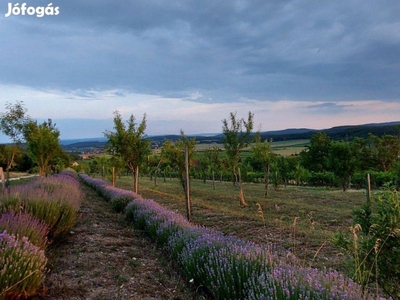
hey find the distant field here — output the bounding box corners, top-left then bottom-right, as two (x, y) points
(270, 139), (310, 156)
(195, 139), (310, 156)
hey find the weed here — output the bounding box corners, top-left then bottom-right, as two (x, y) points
(117, 274), (129, 284)
(333, 184), (400, 299)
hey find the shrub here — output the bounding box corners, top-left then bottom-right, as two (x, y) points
(0, 231), (48, 299)
(333, 184), (400, 299)
(125, 198), (191, 245)
(245, 264), (373, 300)
(170, 228), (270, 299)
(0, 173), (83, 239)
(79, 173), (141, 212)
(0, 211), (49, 250)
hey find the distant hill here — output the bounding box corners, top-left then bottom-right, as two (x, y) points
(60, 121), (400, 151)
(258, 121), (400, 142)
(60, 137), (108, 146)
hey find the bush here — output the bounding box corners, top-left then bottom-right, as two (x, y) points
(333, 184), (400, 299)
(0, 172), (83, 239)
(0, 211), (49, 250)
(125, 198), (191, 245)
(352, 171), (395, 189)
(79, 173), (141, 212)
(308, 172), (335, 187)
(0, 231), (48, 299)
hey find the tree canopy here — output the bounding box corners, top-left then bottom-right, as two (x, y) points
(0, 101), (29, 172)
(104, 111), (151, 193)
(222, 111), (254, 206)
(23, 119), (64, 177)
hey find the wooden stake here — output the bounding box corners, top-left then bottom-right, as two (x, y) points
(366, 173), (371, 205)
(185, 146), (191, 221)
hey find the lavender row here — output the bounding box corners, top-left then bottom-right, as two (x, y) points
(0, 170), (83, 299)
(80, 174), (384, 300)
(79, 173), (141, 212)
(1, 171), (84, 239)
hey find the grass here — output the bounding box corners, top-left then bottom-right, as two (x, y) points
(116, 175), (369, 272)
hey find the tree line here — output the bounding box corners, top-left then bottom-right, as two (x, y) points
(3, 101), (398, 199)
(0, 101), (69, 180)
(83, 110), (400, 207)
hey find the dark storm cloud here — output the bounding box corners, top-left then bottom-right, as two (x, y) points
(1, 0), (399, 102)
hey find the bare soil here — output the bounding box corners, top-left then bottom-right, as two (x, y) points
(33, 184), (208, 300)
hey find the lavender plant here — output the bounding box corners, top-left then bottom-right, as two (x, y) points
(125, 198), (191, 245)
(0, 172), (83, 239)
(245, 263), (378, 300)
(79, 173), (141, 212)
(0, 231), (48, 299)
(0, 211), (49, 250)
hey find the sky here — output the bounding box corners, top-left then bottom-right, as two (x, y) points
(0, 0), (399, 142)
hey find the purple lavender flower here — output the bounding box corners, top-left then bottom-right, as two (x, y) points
(0, 211), (49, 249)
(0, 230), (48, 299)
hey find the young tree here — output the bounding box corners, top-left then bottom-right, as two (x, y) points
(301, 132), (331, 172)
(197, 154), (211, 184)
(251, 134), (273, 198)
(204, 146), (222, 190)
(369, 133), (400, 172)
(0, 145), (22, 172)
(294, 162), (309, 186)
(23, 119), (64, 177)
(222, 111), (254, 206)
(0, 101), (29, 174)
(161, 132), (196, 193)
(161, 132), (196, 220)
(277, 155), (290, 188)
(104, 111), (150, 194)
(147, 153), (163, 186)
(329, 141), (357, 191)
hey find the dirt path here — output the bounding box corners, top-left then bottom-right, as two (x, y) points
(37, 184), (205, 300)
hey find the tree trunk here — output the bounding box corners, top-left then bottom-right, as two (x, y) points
(185, 146), (191, 221)
(212, 170), (215, 191)
(133, 165), (139, 194)
(112, 167), (115, 186)
(0, 167), (4, 191)
(366, 173), (371, 205)
(238, 167), (247, 206)
(264, 164), (270, 198)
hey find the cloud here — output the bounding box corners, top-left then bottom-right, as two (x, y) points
(0, 1), (399, 143)
(306, 102), (353, 114)
(1, 0), (399, 102)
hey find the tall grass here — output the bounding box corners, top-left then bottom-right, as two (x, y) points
(333, 184), (400, 299)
